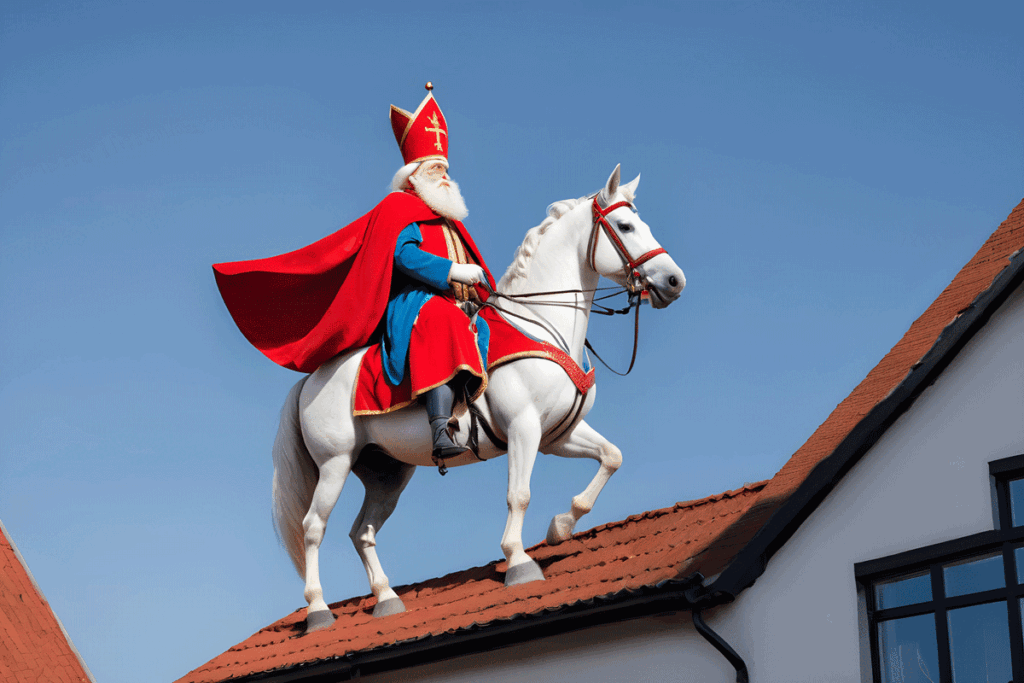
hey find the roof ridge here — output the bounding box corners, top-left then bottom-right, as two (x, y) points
(673, 481), (769, 511)
(526, 479), (770, 544)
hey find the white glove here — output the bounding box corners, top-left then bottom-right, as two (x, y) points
(448, 263), (486, 286)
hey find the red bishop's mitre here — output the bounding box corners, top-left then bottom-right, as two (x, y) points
(390, 86), (449, 166)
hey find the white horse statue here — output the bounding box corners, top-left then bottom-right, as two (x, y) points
(272, 165), (686, 631)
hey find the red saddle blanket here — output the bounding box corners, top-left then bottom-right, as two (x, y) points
(353, 306), (595, 415)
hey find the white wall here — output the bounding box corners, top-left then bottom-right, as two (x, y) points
(709, 282), (1024, 682)
(360, 613), (733, 683)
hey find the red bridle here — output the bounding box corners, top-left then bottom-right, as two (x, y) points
(588, 196), (666, 293)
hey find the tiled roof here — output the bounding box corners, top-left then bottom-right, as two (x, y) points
(176, 482), (767, 683)
(177, 197), (1024, 683)
(1, 520), (94, 683)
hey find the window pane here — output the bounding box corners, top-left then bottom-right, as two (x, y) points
(875, 571), (932, 609)
(1016, 547), (1024, 584)
(943, 552), (1005, 598)
(948, 601), (1012, 683)
(1010, 478), (1024, 526)
(878, 614), (939, 683)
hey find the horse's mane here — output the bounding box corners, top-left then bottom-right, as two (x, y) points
(498, 186), (635, 290)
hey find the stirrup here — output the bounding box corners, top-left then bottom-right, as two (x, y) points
(430, 416), (463, 475)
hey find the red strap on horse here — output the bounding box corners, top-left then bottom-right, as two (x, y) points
(630, 247), (667, 268)
(590, 197), (666, 274)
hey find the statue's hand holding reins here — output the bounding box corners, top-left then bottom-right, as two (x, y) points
(448, 263), (486, 286)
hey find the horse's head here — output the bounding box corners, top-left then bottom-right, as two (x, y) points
(586, 165), (685, 309)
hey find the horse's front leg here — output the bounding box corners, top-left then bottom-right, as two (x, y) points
(544, 419), (622, 545)
(501, 416), (545, 586)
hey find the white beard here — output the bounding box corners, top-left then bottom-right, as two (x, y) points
(409, 174), (469, 221)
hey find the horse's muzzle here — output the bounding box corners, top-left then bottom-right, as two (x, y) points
(644, 261), (686, 309)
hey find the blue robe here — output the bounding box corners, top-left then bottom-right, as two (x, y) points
(381, 224), (490, 386)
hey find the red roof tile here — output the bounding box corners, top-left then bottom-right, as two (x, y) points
(175, 482), (767, 683)
(178, 197), (1024, 683)
(0, 520), (94, 683)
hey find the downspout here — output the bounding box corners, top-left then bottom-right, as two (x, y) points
(682, 573), (749, 683)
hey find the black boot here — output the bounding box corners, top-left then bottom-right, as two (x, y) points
(424, 384), (464, 464)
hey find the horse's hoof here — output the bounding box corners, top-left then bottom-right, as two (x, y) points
(372, 597), (406, 618)
(505, 559), (545, 586)
(546, 512), (577, 545)
(304, 609), (335, 633)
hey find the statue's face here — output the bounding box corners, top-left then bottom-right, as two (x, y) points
(409, 161), (467, 220)
(417, 162), (450, 186)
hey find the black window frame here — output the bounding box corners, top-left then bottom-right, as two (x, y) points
(855, 453), (1024, 683)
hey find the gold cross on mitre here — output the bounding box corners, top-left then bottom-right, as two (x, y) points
(424, 112), (447, 152)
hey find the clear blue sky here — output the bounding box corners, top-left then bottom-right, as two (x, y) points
(1, 2), (1020, 681)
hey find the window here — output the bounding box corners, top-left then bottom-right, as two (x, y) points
(856, 454), (1024, 683)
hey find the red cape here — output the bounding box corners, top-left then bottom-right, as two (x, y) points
(213, 191), (495, 373)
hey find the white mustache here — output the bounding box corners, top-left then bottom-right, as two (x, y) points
(410, 174), (469, 221)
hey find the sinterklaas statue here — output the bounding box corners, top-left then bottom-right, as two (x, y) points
(213, 84), (686, 632)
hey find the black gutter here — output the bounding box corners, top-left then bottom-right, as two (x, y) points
(685, 573), (749, 682)
(691, 611), (747, 683)
(709, 247), (1024, 602)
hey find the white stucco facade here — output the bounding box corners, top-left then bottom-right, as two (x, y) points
(361, 282), (1023, 682)
(360, 614), (730, 683)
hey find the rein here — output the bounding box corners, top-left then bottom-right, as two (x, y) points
(483, 287), (643, 376)
(464, 288), (638, 464)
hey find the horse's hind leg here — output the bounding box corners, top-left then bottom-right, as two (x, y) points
(302, 454), (354, 632)
(350, 447), (416, 617)
(544, 419), (622, 545)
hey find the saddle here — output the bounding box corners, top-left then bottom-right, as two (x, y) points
(353, 307), (593, 417)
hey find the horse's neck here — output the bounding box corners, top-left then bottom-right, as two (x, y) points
(503, 212), (597, 364)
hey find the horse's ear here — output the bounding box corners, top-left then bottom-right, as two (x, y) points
(622, 173), (640, 199)
(602, 164), (621, 202)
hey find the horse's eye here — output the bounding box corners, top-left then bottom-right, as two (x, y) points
(618, 222), (632, 232)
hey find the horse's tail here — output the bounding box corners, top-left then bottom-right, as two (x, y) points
(271, 376), (317, 578)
